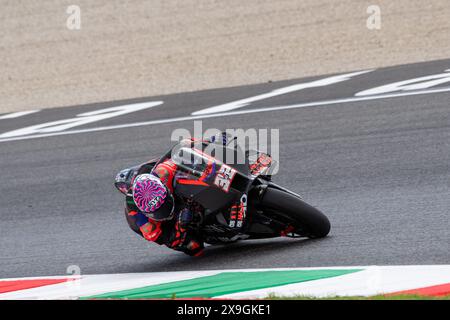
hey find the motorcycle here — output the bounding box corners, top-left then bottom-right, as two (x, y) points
(114, 139), (330, 245)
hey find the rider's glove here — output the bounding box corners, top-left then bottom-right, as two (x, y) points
(178, 208), (193, 228)
(169, 208), (193, 248)
(139, 220), (163, 243)
(169, 221), (187, 248)
(168, 209), (204, 256)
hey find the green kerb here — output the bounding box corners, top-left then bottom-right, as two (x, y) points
(86, 269), (362, 299)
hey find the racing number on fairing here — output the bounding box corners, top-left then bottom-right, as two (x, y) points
(214, 164), (237, 192)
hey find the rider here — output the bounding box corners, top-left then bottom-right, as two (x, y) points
(123, 132), (243, 257)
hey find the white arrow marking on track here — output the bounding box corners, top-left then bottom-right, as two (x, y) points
(1, 86), (450, 143)
(356, 69), (450, 96)
(191, 70), (374, 115)
(0, 102), (162, 138)
(0, 110), (41, 120)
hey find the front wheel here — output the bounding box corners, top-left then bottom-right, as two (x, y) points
(259, 187), (331, 238)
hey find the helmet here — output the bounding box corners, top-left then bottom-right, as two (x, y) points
(132, 174), (175, 221)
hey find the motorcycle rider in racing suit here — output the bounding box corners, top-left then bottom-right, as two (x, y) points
(120, 132), (246, 257)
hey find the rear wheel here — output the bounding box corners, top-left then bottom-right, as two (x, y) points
(259, 187), (330, 238)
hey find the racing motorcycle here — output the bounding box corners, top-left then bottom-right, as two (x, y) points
(114, 139), (330, 245)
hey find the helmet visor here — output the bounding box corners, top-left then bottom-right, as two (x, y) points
(143, 193), (175, 221)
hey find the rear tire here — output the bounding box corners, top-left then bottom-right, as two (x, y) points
(260, 187), (330, 238)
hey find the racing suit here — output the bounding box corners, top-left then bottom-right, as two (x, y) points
(124, 133), (235, 256)
(124, 132), (271, 256)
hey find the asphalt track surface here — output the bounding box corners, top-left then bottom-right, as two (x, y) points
(1, 59), (450, 278)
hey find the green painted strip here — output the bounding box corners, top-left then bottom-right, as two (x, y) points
(86, 269), (362, 299)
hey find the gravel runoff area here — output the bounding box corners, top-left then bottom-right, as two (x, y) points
(1, 0), (450, 113)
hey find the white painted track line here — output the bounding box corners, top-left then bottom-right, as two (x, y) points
(1, 87), (450, 143)
(191, 70), (374, 115)
(0, 110), (40, 120)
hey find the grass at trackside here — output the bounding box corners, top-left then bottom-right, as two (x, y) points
(264, 293), (450, 300)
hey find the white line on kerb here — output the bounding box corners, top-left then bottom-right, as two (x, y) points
(0, 87), (449, 143)
(0, 110), (40, 120)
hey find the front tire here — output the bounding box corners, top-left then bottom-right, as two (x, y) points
(260, 187), (331, 238)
